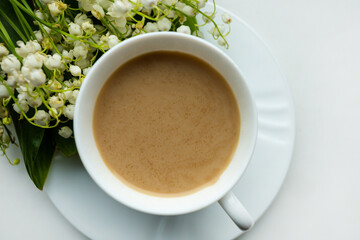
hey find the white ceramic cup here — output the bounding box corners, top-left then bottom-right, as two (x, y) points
(74, 32), (257, 231)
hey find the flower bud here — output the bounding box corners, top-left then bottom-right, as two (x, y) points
(157, 18), (171, 31)
(2, 132), (10, 144)
(49, 95), (64, 109)
(92, 5), (105, 20)
(141, 0), (157, 9)
(15, 40), (41, 58)
(34, 10), (45, 20)
(58, 126), (72, 138)
(221, 13), (232, 24)
(34, 110), (50, 126)
(13, 100), (29, 114)
(27, 94), (43, 108)
(83, 67), (92, 76)
(13, 158), (20, 165)
(2, 117), (12, 125)
(0, 43), (9, 59)
(198, 0), (206, 8)
(108, 35), (120, 48)
(217, 38), (226, 47)
(63, 104), (75, 120)
(49, 107), (58, 118)
(45, 53), (64, 71)
(144, 22), (159, 32)
(23, 52), (46, 69)
(82, 22), (96, 34)
(73, 41), (88, 59)
(108, 0), (132, 18)
(202, 12), (215, 23)
(1, 54), (21, 73)
(34, 31), (44, 42)
(182, 5), (195, 17)
(69, 65), (82, 77)
(209, 24), (225, 37)
(69, 23), (83, 36)
(48, 2), (67, 18)
(0, 85), (9, 98)
(68, 90), (79, 105)
(176, 25), (191, 35)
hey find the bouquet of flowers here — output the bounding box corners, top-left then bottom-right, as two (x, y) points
(0, 0), (231, 189)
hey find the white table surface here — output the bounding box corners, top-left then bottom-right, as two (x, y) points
(1, 0), (360, 239)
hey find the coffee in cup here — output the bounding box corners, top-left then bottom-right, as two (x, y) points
(75, 32), (257, 231)
(93, 51), (240, 197)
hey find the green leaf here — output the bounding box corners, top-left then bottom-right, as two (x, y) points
(184, 16), (199, 33)
(0, 0), (23, 43)
(2, 0), (56, 190)
(52, 121), (77, 157)
(172, 16), (199, 33)
(55, 135), (77, 157)
(10, 109), (56, 190)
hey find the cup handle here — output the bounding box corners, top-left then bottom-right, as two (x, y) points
(218, 191), (254, 231)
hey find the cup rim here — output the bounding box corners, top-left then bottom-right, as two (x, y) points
(74, 32), (258, 215)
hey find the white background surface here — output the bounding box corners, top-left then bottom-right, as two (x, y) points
(1, 0), (360, 239)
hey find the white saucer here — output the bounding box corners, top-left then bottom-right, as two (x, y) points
(45, 5), (295, 240)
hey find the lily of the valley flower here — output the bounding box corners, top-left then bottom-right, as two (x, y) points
(48, 2), (67, 17)
(0, 44), (9, 59)
(157, 18), (172, 31)
(23, 52), (46, 69)
(69, 65), (82, 76)
(34, 110), (50, 126)
(45, 53), (65, 71)
(21, 66), (46, 87)
(141, 0), (157, 9)
(108, 0), (132, 18)
(16, 40), (41, 58)
(49, 96), (64, 109)
(0, 0), (230, 145)
(144, 22), (159, 32)
(176, 25), (191, 34)
(63, 104), (75, 120)
(58, 126), (73, 138)
(13, 100), (29, 114)
(221, 13), (232, 23)
(1, 54), (21, 73)
(92, 5), (105, 20)
(69, 23), (83, 36)
(0, 85), (9, 98)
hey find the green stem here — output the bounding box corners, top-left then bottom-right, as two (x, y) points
(104, 17), (125, 39)
(12, 0), (36, 40)
(101, 18), (116, 35)
(0, 21), (22, 60)
(36, 88), (60, 127)
(0, 77), (56, 129)
(0, 9), (28, 42)
(8, 0), (99, 48)
(33, 0), (53, 23)
(130, 10), (159, 21)
(37, 23), (61, 55)
(11, 4), (31, 40)
(0, 145), (18, 165)
(182, 0), (229, 48)
(3, 124), (16, 145)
